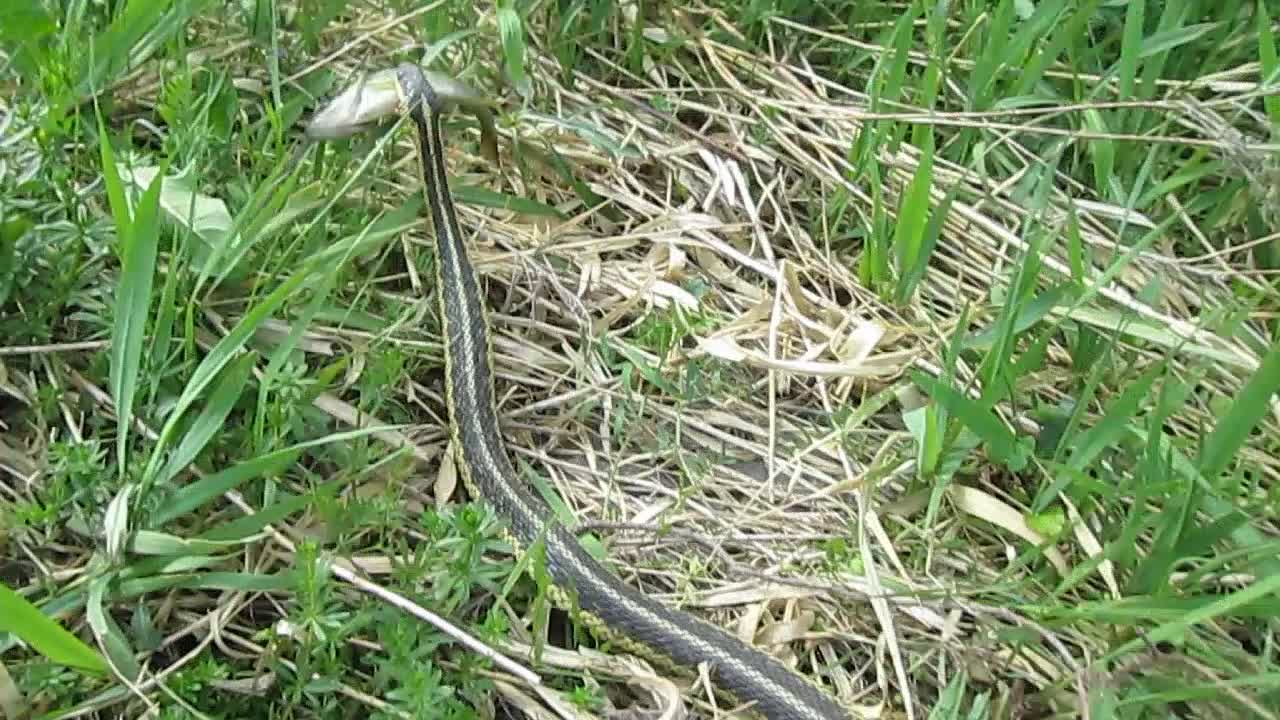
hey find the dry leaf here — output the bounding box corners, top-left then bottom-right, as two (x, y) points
(210, 672), (276, 696)
(694, 581), (821, 608)
(436, 441), (458, 507)
(950, 484), (1070, 576)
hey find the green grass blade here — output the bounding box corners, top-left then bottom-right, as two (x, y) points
(498, 2), (531, 98)
(1040, 592), (1280, 624)
(883, 1), (918, 108)
(128, 531), (248, 556)
(122, 164), (234, 279)
(1082, 109), (1116, 200)
(422, 29), (480, 68)
(1130, 458), (1196, 594)
(195, 155), (303, 295)
(139, 203), (397, 488)
(148, 427), (389, 527)
(963, 283), (1076, 350)
(116, 571), (298, 597)
(452, 185), (565, 217)
(1120, 673), (1280, 708)
(913, 372), (1028, 472)
(85, 576), (139, 681)
(1012, 0), (1099, 98)
(1259, 3), (1280, 124)
(969, 0), (1015, 110)
(1139, 22), (1219, 60)
(148, 452), (297, 528)
(197, 476), (346, 542)
(0, 583), (108, 674)
(0, 215), (29, 307)
(99, 118), (164, 474)
(1117, 0), (1146, 99)
(73, 0), (214, 111)
(1198, 339), (1280, 481)
(0, 3), (56, 81)
(1101, 571), (1280, 664)
(858, 161), (889, 289)
(895, 186), (952, 305)
(154, 351), (255, 488)
(1067, 361), (1164, 473)
(892, 131), (935, 303)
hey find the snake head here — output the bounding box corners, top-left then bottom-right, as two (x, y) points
(305, 63), (501, 166)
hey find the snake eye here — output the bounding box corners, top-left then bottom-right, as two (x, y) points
(305, 68), (403, 140)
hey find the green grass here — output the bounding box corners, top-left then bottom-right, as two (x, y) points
(2, 0), (1279, 719)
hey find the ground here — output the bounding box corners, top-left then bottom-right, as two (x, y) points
(2, 2), (1279, 719)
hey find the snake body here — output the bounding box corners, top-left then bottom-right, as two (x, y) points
(314, 63), (850, 720)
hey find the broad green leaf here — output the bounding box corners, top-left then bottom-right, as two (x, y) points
(122, 165), (233, 270)
(0, 583), (108, 674)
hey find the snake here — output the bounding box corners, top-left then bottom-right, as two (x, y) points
(305, 62), (851, 720)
